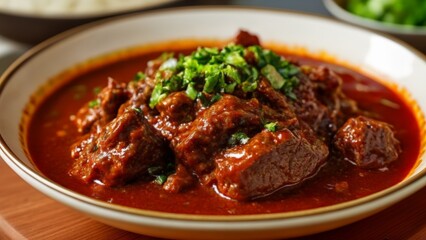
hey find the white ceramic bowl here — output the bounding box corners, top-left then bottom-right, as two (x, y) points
(1, 7), (426, 240)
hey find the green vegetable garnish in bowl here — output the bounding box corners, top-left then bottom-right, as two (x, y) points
(346, 0), (426, 27)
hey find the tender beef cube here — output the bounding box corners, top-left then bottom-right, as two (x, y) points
(306, 66), (359, 124)
(156, 91), (194, 122)
(292, 73), (335, 141)
(118, 80), (155, 120)
(334, 116), (400, 169)
(174, 95), (263, 176)
(214, 128), (329, 200)
(73, 78), (129, 134)
(234, 30), (260, 47)
(163, 164), (194, 193)
(256, 78), (299, 128)
(152, 92), (196, 140)
(70, 109), (167, 186)
(117, 57), (163, 118)
(292, 66), (360, 143)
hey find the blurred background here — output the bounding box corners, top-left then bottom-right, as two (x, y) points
(0, 0), (425, 73)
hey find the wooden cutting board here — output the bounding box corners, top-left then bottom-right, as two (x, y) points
(0, 159), (425, 240)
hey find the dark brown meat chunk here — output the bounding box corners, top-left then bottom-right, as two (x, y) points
(173, 95), (263, 176)
(70, 109), (168, 186)
(334, 116), (400, 169)
(292, 72), (335, 142)
(256, 78), (299, 129)
(152, 91), (195, 141)
(306, 66), (359, 125)
(234, 30), (261, 47)
(292, 66), (360, 143)
(156, 91), (194, 122)
(163, 164), (194, 193)
(214, 128), (328, 200)
(73, 78), (129, 134)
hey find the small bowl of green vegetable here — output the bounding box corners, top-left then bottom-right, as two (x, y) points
(324, 0), (426, 53)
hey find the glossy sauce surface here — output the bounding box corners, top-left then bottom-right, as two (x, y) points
(26, 46), (421, 215)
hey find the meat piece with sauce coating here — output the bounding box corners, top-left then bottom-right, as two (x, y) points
(214, 127), (328, 200)
(72, 78), (129, 134)
(70, 109), (168, 186)
(334, 116), (400, 169)
(173, 95), (263, 176)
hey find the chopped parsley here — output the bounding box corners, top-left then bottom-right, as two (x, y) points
(93, 86), (102, 95)
(228, 132), (250, 146)
(134, 71), (146, 81)
(146, 44), (300, 108)
(132, 107), (142, 113)
(147, 163), (175, 185)
(88, 99), (100, 108)
(264, 122), (278, 132)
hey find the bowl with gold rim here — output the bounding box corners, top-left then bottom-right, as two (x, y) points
(0, 7), (426, 239)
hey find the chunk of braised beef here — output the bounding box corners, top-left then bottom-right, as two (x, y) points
(156, 91), (195, 122)
(214, 127), (328, 200)
(234, 29), (261, 47)
(151, 91), (196, 141)
(70, 109), (168, 187)
(173, 95), (263, 176)
(292, 66), (361, 143)
(162, 164), (195, 193)
(292, 72), (335, 142)
(256, 78), (299, 128)
(73, 78), (129, 134)
(306, 66), (359, 125)
(334, 116), (400, 169)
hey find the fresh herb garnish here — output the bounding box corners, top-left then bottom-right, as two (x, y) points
(197, 92), (222, 107)
(148, 44), (300, 108)
(93, 86), (102, 95)
(147, 163), (175, 185)
(153, 175), (168, 185)
(132, 107), (142, 113)
(134, 71), (146, 82)
(88, 99), (100, 108)
(261, 64), (285, 90)
(264, 122), (278, 132)
(228, 132), (250, 146)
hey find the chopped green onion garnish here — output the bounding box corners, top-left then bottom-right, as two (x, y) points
(264, 122), (278, 132)
(149, 84), (167, 108)
(261, 64), (285, 90)
(228, 132), (250, 146)
(134, 71), (146, 81)
(147, 163), (175, 186)
(154, 175), (168, 185)
(147, 43), (299, 108)
(210, 93), (222, 105)
(132, 107), (142, 113)
(185, 83), (198, 100)
(88, 99), (100, 108)
(241, 81), (258, 92)
(93, 86), (102, 95)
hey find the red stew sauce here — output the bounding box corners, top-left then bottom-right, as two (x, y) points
(26, 45), (420, 215)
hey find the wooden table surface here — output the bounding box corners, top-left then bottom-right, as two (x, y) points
(0, 158), (425, 240)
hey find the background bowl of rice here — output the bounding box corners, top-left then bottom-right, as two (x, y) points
(0, 0), (179, 45)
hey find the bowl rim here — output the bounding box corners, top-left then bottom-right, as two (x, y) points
(0, 0), (179, 20)
(1, 5), (426, 222)
(323, 0), (426, 36)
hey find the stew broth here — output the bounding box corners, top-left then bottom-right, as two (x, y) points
(26, 44), (420, 215)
